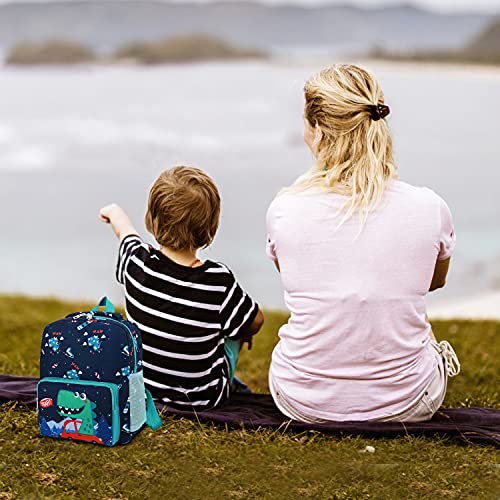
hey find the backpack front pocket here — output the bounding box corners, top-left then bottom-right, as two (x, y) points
(37, 377), (120, 446)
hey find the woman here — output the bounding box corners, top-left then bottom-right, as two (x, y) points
(266, 64), (460, 423)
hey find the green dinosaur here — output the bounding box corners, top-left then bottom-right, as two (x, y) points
(57, 390), (97, 436)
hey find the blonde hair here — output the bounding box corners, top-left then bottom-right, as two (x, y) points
(285, 63), (397, 226)
(145, 166), (220, 251)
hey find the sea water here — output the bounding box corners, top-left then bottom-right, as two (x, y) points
(0, 61), (499, 311)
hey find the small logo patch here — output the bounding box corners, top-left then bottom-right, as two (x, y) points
(39, 398), (53, 408)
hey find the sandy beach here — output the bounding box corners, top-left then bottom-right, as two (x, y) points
(428, 291), (500, 320)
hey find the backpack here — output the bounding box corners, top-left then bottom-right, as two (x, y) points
(37, 297), (162, 446)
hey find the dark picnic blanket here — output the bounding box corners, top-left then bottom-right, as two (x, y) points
(1, 374), (498, 446)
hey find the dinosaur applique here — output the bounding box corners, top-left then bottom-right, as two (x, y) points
(57, 390), (103, 444)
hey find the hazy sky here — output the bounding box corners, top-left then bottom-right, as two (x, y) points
(1, 0), (499, 14)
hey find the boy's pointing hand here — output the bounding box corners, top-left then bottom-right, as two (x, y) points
(99, 204), (139, 243)
(99, 203), (122, 223)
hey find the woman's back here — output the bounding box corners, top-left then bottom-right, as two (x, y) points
(266, 179), (456, 421)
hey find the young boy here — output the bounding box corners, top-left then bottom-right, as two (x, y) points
(99, 166), (264, 410)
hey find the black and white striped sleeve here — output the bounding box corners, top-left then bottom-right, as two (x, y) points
(116, 235), (143, 285)
(219, 271), (259, 340)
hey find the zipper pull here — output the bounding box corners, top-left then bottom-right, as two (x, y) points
(77, 313), (96, 331)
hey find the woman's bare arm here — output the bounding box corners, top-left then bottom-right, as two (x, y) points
(429, 257), (451, 292)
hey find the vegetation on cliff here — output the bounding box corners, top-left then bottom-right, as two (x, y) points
(114, 34), (266, 64)
(6, 39), (96, 65)
(5, 35), (266, 66)
(367, 17), (500, 66)
(465, 18), (500, 63)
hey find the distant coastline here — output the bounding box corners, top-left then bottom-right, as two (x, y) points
(5, 35), (268, 66)
(364, 17), (500, 67)
(0, 0), (494, 70)
(364, 49), (500, 68)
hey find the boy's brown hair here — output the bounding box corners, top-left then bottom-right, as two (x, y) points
(145, 166), (220, 251)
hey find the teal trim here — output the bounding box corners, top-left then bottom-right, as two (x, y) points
(224, 338), (240, 383)
(145, 389), (162, 430)
(93, 316), (137, 372)
(91, 297), (115, 313)
(39, 377), (121, 446)
(128, 372), (147, 432)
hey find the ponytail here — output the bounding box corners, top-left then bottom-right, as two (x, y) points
(282, 64), (398, 227)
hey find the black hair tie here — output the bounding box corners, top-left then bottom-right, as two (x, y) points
(369, 104), (390, 121)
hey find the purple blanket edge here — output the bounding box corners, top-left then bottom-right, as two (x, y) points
(1, 374), (498, 446)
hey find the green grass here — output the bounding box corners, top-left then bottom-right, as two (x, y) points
(0, 295), (498, 499)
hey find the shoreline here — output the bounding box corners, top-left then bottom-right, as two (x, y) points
(1, 56), (500, 75)
(356, 57), (500, 76)
(1, 291), (499, 321)
(427, 291), (500, 320)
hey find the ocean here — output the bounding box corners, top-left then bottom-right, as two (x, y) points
(0, 61), (499, 314)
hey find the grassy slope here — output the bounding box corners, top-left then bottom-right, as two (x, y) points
(0, 295), (498, 499)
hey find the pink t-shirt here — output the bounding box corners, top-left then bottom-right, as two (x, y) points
(266, 179), (456, 421)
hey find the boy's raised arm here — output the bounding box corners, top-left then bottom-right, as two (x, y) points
(99, 203), (140, 242)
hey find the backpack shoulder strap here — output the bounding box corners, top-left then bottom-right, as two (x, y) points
(145, 389), (163, 430)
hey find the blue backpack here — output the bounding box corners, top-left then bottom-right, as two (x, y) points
(37, 297), (162, 446)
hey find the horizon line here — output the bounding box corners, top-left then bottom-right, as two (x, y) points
(0, 0), (498, 17)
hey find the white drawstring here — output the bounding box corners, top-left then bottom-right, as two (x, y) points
(438, 340), (461, 377)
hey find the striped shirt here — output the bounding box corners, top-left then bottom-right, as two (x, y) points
(116, 235), (259, 410)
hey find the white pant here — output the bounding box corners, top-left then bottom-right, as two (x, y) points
(269, 340), (460, 423)
(376, 341), (447, 422)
